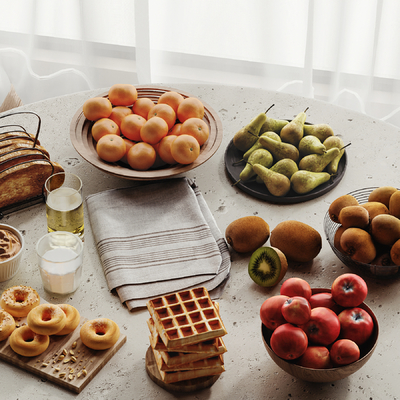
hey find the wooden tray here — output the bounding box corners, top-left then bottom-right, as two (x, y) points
(145, 346), (220, 393)
(0, 316), (126, 393)
(70, 85), (223, 181)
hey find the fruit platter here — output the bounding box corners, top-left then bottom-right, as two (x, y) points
(225, 107), (347, 204)
(70, 85), (223, 181)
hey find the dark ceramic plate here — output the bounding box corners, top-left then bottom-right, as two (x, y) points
(224, 139), (347, 204)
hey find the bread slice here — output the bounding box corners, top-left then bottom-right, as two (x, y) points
(0, 131), (40, 145)
(0, 160), (64, 209)
(0, 148), (50, 173)
(0, 143), (50, 158)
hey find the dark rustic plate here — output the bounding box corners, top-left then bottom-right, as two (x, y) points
(224, 136), (347, 204)
(70, 85), (223, 181)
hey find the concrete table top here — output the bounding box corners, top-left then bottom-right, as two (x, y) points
(0, 84), (399, 399)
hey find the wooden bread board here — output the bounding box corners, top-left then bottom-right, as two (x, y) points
(0, 316), (126, 393)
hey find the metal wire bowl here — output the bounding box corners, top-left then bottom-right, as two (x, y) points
(324, 187), (400, 278)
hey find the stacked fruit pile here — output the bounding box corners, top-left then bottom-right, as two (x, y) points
(330, 186), (400, 268)
(232, 106), (346, 196)
(260, 275), (375, 368)
(82, 84), (209, 171)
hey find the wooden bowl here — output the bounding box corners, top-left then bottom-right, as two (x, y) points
(261, 288), (379, 382)
(70, 85), (223, 181)
(324, 187), (400, 278)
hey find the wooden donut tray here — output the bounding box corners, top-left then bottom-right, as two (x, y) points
(0, 313), (127, 393)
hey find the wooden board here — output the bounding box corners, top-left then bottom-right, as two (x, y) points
(145, 346), (220, 393)
(0, 316), (126, 393)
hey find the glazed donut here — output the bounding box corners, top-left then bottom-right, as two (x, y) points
(9, 325), (49, 357)
(0, 309), (16, 341)
(0, 286), (40, 318)
(27, 304), (66, 335)
(80, 318), (120, 350)
(54, 304), (80, 336)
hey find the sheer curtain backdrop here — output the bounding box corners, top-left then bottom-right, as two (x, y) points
(1, 0), (400, 127)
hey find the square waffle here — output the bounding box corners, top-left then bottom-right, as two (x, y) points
(146, 287), (227, 350)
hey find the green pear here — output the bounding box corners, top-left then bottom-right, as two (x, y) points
(242, 131), (281, 161)
(260, 117), (289, 134)
(323, 136), (345, 174)
(255, 158), (298, 184)
(303, 123), (334, 142)
(290, 170), (331, 194)
(259, 135), (299, 163)
(233, 112), (267, 152)
(280, 107), (309, 147)
(253, 164), (291, 197)
(235, 149), (274, 185)
(299, 147), (340, 172)
(298, 136), (326, 157)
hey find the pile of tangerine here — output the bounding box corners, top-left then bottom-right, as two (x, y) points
(82, 83), (209, 171)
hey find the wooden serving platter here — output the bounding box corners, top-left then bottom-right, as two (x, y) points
(0, 316), (126, 393)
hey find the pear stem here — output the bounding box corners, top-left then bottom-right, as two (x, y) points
(265, 104), (275, 114)
(340, 142), (352, 150)
(232, 159), (244, 165)
(304, 107), (309, 113)
(232, 179), (241, 186)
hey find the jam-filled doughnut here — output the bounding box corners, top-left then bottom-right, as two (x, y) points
(0, 309), (16, 341)
(80, 318), (120, 350)
(9, 325), (49, 357)
(54, 304), (80, 336)
(0, 285), (40, 318)
(27, 304), (66, 335)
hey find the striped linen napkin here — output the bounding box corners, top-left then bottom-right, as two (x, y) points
(86, 178), (230, 310)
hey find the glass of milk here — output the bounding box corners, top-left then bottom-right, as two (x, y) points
(36, 231), (84, 295)
(44, 172), (84, 240)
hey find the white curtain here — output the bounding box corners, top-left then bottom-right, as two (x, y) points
(1, 0), (400, 127)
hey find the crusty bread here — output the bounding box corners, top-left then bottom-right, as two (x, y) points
(0, 148), (50, 173)
(0, 131), (40, 145)
(0, 160), (64, 209)
(0, 138), (41, 151)
(0, 143), (50, 158)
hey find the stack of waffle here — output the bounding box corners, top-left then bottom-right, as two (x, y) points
(146, 287), (227, 384)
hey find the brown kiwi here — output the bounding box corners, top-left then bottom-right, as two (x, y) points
(328, 194), (359, 223)
(390, 239), (400, 265)
(389, 190), (400, 219)
(334, 225), (347, 253)
(360, 201), (389, 220)
(338, 205), (370, 229)
(270, 220), (322, 263)
(370, 214), (400, 246)
(368, 186), (397, 208)
(248, 246), (287, 287)
(340, 227), (376, 263)
(225, 216), (270, 253)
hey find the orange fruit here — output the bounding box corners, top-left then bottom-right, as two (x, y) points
(157, 91), (184, 113)
(127, 142), (156, 171)
(91, 118), (120, 142)
(96, 134), (126, 163)
(140, 116), (169, 145)
(147, 103), (176, 130)
(151, 142), (167, 168)
(171, 134), (200, 164)
(176, 97), (205, 123)
(120, 113), (147, 142)
(109, 106), (133, 127)
(120, 138), (136, 164)
(83, 97), (112, 121)
(158, 135), (178, 164)
(108, 83), (138, 106)
(180, 117), (209, 146)
(132, 97), (155, 119)
(168, 123), (182, 136)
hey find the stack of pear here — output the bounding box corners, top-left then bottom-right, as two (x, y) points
(233, 111), (267, 152)
(280, 108), (308, 147)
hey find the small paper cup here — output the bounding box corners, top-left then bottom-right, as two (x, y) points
(0, 223), (24, 282)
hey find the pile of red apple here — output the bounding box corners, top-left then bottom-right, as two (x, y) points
(260, 273), (375, 368)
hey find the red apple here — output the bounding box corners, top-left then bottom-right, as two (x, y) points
(299, 307), (340, 346)
(330, 339), (360, 366)
(260, 295), (289, 330)
(297, 346), (333, 369)
(331, 273), (368, 307)
(280, 277), (312, 300)
(309, 292), (343, 314)
(338, 307), (374, 345)
(270, 323), (308, 360)
(281, 296), (311, 325)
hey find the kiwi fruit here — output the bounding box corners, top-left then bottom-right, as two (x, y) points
(360, 201), (389, 220)
(338, 205), (370, 229)
(390, 239), (400, 265)
(270, 220), (322, 263)
(340, 227), (376, 264)
(225, 216), (270, 253)
(248, 246), (288, 287)
(333, 225), (346, 254)
(329, 194), (359, 223)
(370, 214), (400, 246)
(389, 190), (400, 218)
(368, 186), (397, 208)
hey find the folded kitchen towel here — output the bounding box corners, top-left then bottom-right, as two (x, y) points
(86, 177), (230, 310)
